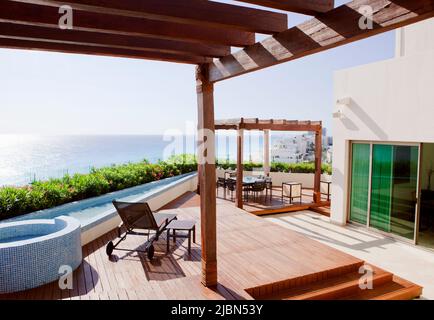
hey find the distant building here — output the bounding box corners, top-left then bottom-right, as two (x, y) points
(271, 130), (332, 164)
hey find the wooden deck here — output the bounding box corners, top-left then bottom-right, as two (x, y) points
(0, 192), (421, 300)
(217, 186), (330, 216)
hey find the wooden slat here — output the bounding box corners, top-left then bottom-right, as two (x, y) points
(0, 37), (211, 64)
(215, 118), (322, 131)
(0, 1), (255, 47)
(241, 123), (321, 131)
(209, 0), (434, 82)
(237, 0), (334, 15)
(0, 22), (230, 57)
(19, 0), (288, 34)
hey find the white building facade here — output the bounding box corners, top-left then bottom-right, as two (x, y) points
(332, 18), (434, 249)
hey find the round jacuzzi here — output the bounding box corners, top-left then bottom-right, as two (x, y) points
(0, 216), (82, 293)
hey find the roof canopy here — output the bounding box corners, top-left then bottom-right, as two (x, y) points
(215, 118), (322, 131)
(0, 1), (432, 82)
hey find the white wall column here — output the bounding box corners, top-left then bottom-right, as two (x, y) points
(236, 128), (244, 209)
(263, 129), (270, 176)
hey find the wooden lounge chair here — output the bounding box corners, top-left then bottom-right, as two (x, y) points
(106, 200), (177, 260)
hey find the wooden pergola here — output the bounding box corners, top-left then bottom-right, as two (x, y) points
(215, 118), (323, 209)
(1, 0), (433, 288)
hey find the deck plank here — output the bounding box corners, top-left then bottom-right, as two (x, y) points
(1, 192), (394, 300)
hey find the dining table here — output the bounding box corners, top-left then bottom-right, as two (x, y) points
(229, 175), (267, 185)
(228, 175), (273, 202)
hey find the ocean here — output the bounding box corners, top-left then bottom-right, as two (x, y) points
(0, 134), (269, 186)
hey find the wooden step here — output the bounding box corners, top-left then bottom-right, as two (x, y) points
(251, 264), (422, 300)
(246, 261), (365, 299)
(340, 282), (422, 300)
(287, 269), (393, 300)
(363, 277), (422, 300)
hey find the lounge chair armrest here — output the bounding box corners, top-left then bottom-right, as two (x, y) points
(157, 218), (169, 232)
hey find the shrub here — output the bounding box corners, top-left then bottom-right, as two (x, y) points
(0, 156), (197, 221)
(218, 161), (332, 175)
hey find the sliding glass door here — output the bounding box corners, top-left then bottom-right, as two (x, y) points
(349, 143), (371, 225)
(370, 145), (393, 232)
(349, 142), (419, 241)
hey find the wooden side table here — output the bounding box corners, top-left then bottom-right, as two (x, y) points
(166, 220), (196, 254)
(282, 182), (302, 204)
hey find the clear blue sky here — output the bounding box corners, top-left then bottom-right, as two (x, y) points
(0, 0), (395, 135)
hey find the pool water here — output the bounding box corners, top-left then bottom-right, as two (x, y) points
(4, 173), (195, 229)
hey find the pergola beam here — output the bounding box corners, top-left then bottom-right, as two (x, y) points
(18, 0), (288, 34)
(0, 1), (255, 47)
(0, 37), (211, 64)
(215, 118), (322, 131)
(236, 0), (335, 15)
(0, 22), (230, 58)
(209, 0), (434, 82)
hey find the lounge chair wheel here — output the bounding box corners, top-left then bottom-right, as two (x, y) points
(106, 241), (114, 257)
(147, 245), (155, 260)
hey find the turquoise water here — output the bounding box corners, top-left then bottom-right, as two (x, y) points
(0, 135), (181, 186)
(0, 134), (267, 186)
(5, 173), (194, 229)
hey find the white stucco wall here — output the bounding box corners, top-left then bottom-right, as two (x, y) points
(396, 18), (434, 57)
(332, 24), (434, 225)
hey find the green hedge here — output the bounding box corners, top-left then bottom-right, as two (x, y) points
(216, 160), (332, 175)
(0, 155), (197, 221)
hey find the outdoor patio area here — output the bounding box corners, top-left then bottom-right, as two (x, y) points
(0, 192), (421, 300)
(216, 185), (331, 216)
(0, 0), (434, 302)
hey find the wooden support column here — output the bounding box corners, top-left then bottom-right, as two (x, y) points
(236, 128), (244, 209)
(196, 64), (217, 287)
(263, 129), (270, 176)
(313, 128), (322, 203)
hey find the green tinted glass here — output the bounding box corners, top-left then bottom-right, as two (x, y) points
(370, 145), (393, 232)
(370, 145), (418, 239)
(349, 143), (370, 225)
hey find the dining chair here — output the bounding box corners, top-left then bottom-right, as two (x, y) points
(250, 180), (267, 202)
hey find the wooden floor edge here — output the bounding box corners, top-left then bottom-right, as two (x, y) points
(251, 202), (331, 216)
(372, 285), (423, 300)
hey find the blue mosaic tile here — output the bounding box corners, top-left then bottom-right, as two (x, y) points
(0, 216), (82, 293)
